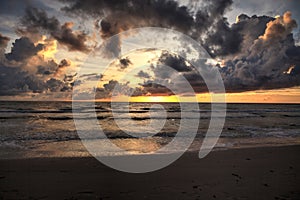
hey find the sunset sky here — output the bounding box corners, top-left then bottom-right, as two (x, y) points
(0, 0), (299, 103)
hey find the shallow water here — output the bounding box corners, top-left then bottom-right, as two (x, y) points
(0, 101), (299, 158)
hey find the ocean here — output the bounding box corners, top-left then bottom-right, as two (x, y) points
(0, 101), (300, 159)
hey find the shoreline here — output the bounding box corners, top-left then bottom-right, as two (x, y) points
(1, 137), (300, 160)
(1, 145), (299, 199)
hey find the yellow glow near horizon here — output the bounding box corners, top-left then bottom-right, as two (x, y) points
(1, 86), (298, 103)
(1, 87), (299, 103)
(130, 95), (179, 102)
(124, 87), (300, 103)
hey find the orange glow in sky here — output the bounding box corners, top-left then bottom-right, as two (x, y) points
(125, 87), (300, 103)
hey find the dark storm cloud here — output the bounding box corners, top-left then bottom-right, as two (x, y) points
(151, 11), (300, 93)
(190, 0), (246, 56)
(103, 80), (124, 92)
(19, 7), (90, 52)
(0, 7), (81, 97)
(149, 53), (208, 94)
(0, 64), (73, 95)
(201, 18), (243, 57)
(58, 59), (71, 68)
(57, 22), (89, 52)
(136, 70), (150, 79)
(61, 0), (194, 34)
(219, 12), (300, 92)
(102, 80), (133, 96)
(0, 0), (55, 16)
(2, 1), (300, 97)
(286, 46), (300, 64)
(290, 65), (300, 76)
(0, 36), (75, 95)
(5, 37), (44, 61)
(54, 59), (72, 76)
(158, 52), (192, 72)
(119, 57), (132, 69)
(79, 73), (103, 81)
(61, 0), (240, 57)
(46, 78), (67, 92)
(60, 0), (300, 93)
(95, 79), (148, 98)
(198, 11), (276, 57)
(41, 1), (300, 94)
(233, 14), (274, 52)
(64, 73), (76, 82)
(51, 73), (76, 92)
(179, 70), (208, 93)
(141, 81), (174, 96)
(36, 59), (59, 75)
(0, 66), (41, 95)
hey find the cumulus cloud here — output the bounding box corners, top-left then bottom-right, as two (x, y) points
(23, 3), (300, 96)
(141, 81), (174, 96)
(97, 80), (132, 98)
(219, 11), (300, 92)
(61, 0), (239, 57)
(54, 58), (71, 77)
(103, 80), (133, 95)
(158, 52), (192, 72)
(231, 14), (274, 53)
(79, 73), (103, 81)
(62, 0), (194, 35)
(5, 37), (44, 61)
(136, 70), (150, 79)
(94, 79), (149, 98)
(260, 12), (297, 42)
(0, 64), (73, 95)
(119, 57), (132, 69)
(146, 52), (208, 94)
(2, 1), (300, 98)
(36, 59), (59, 75)
(46, 78), (66, 92)
(19, 7), (90, 52)
(0, 33), (75, 96)
(144, 11), (300, 94)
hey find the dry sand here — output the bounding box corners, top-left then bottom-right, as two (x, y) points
(0, 145), (300, 200)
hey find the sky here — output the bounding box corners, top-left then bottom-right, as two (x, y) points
(0, 0), (299, 103)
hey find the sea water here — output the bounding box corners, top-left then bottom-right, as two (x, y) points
(0, 101), (299, 158)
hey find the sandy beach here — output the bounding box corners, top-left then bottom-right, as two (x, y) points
(1, 145), (299, 200)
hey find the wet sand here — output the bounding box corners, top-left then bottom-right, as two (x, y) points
(0, 145), (300, 200)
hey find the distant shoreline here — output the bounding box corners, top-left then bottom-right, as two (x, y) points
(1, 100), (300, 104)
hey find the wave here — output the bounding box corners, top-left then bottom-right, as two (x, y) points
(0, 113), (282, 121)
(282, 114), (300, 118)
(46, 116), (73, 120)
